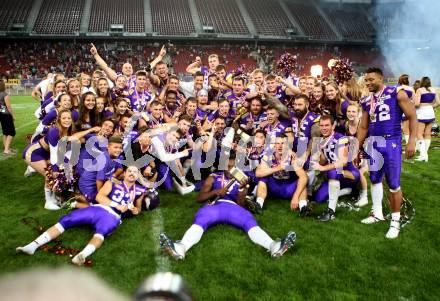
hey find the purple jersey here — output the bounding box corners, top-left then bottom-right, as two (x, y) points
(291, 111), (320, 139)
(360, 85), (403, 138)
(240, 112), (267, 131)
(127, 88), (153, 112)
(261, 153), (298, 181)
(224, 90), (249, 110)
(319, 132), (349, 165)
(263, 121), (291, 137)
(108, 178), (146, 214)
(211, 172), (241, 203)
(268, 85), (288, 105)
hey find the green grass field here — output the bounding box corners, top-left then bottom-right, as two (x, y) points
(1, 96), (440, 300)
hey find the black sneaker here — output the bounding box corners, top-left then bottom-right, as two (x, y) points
(317, 208), (335, 222)
(245, 196), (262, 214)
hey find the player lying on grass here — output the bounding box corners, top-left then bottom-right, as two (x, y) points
(16, 166), (147, 265)
(159, 155), (296, 260)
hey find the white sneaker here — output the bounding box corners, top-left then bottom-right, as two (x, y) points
(24, 166), (36, 177)
(354, 197), (368, 207)
(361, 214), (385, 224)
(385, 220), (400, 239)
(72, 253), (85, 266)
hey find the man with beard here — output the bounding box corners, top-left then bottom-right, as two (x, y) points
(239, 97), (267, 134)
(291, 94), (321, 197)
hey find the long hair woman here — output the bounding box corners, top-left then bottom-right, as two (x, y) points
(23, 109), (100, 210)
(413, 76), (440, 161)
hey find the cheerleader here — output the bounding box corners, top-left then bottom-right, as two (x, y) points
(23, 109), (100, 210)
(414, 76), (440, 161)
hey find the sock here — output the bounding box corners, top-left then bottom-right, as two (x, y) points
(403, 135), (409, 144)
(359, 189), (368, 200)
(247, 226), (273, 250)
(179, 176), (186, 185)
(391, 212), (401, 222)
(20, 232), (52, 254)
(256, 197), (265, 208)
(79, 244), (96, 259)
(328, 180), (340, 211)
(371, 183), (384, 218)
(44, 187), (52, 201)
(417, 140), (426, 157)
(307, 171), (316, 195)
(338, 187), (352, 197)
(180, 224), (204, 252)
(424, 139), (431, 154)
(299, 199), (308, 210)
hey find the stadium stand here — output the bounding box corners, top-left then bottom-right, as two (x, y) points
(194, 0), (249, 35)
(150, 0), (195, 35)
(34, 0), (85, 34)
(242, 0), (294, 37)
(89, 0), (144, 32)
(0, 0), (34, 31)
(325, 5), (375, 41)
(286, 2), (337, 40)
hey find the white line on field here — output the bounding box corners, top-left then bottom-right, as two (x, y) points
(150, 208), (170, 272)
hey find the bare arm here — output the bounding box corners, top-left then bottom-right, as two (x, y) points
(413, 89), (421, 107)
(255, 159), (282, 178)
(186, 56), (202, 74)
(150, 45), (166, 70)
(90, 43), (117, 82)
(4, 95), (14, 119)
(398, 90), (417, 158)
(356, 112), (370, 151)
(96, 180), (128, 212)
(196, 175), (223, 202)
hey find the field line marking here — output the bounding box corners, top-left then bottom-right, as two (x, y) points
(150, 208), (171, 272)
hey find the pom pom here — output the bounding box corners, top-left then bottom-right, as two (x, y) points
(328, 58), (354, 84)
(276, 52), (298, 77)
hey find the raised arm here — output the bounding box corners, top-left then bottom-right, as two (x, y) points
(186, 56), (202, 75)
(90, 43), (117, 82)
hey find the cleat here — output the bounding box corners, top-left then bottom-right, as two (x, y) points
(270, 231), (296, 258)
(361, 214), (385, 224)
(317, 208), (335, 222)
(72, 253), (86, 266)
(245, 196), (262, 214)
(159, 233), (185, 260)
